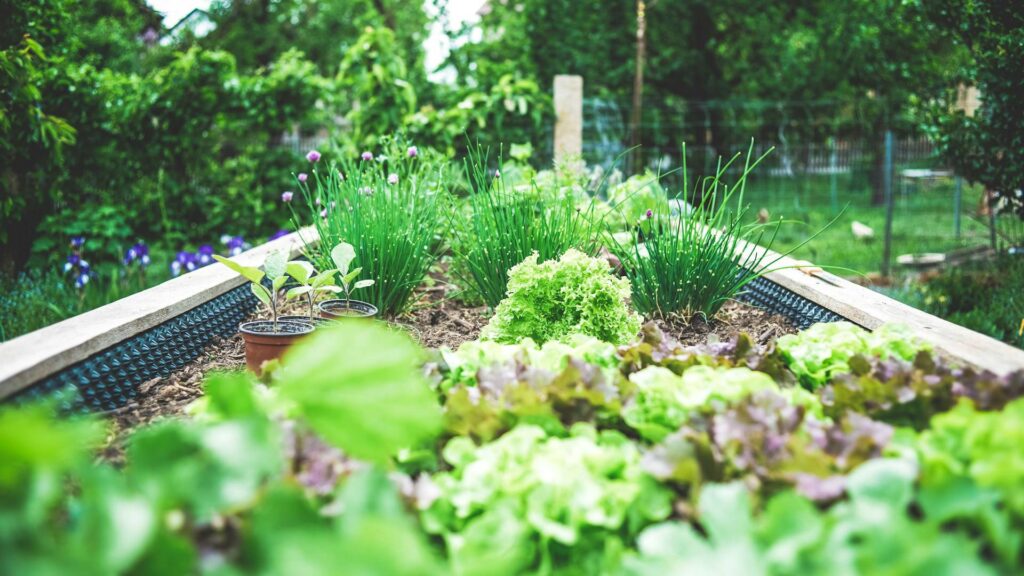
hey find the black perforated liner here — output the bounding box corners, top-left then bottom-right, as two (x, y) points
(7, 276), (849, 413)
(9, 284), (258, 413)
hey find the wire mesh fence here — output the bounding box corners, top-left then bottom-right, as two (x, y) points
(580, 97), (1011, 275)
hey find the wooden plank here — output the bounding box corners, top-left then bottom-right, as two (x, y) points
(0, 228), (319, 399)
(741, 238), (1024, 375)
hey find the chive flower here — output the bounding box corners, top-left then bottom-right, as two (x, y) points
(646, 209), (653, 219)
(388, 173), (399, 185)
(320, 208), (327, 219)
(306, 150), (321, 163)
(407, 146), (418, 158)
(297, 173), (308, 183)
(281, 191), (294, 203)
(361, 151), (373, 161)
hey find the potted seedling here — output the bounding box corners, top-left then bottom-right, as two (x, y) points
(214, 250), (313, 372)
(318, 242), (378, 319)
(280, 260), (338, 327)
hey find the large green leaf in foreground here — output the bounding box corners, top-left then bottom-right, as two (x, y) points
(276, 320), (443, 462)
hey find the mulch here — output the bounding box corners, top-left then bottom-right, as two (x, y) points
(102, 273), (796, 436)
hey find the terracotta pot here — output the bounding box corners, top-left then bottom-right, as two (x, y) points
(318, 299), (379, 320)
(239, 320), (314, 373)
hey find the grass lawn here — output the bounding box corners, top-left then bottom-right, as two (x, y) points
(737, 173), (992, 275)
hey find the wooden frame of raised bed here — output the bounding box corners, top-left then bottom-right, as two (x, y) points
(1, 227), (1022, 411)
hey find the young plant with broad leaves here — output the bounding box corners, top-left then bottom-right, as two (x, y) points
(329, 242), (375, 308)
(284, 260), (339, 321)
(214, 250), (289, 331)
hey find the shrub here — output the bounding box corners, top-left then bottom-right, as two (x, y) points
(481, 249), (642, 345)
(451, 146), (602, 308)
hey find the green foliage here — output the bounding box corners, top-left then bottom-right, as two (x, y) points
(610, 144), (800, 320)
(337, 27), (417, 150)
(776, 322), (931, 389)
(423, 424), (672, 574)
(452, 146), (603, 308)
(482, 249), (642, 345)
(294, 139), (445, 317)
(213, 249), (289, 326)
(622, 365), (820, 442)
(276, 320), (442, 462)
(922, 0), (1024, 218)
(603, 171), (670, 231)
(622, 465), (999, 576)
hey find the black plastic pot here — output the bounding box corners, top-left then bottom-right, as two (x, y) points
(239, 320), (314, 373)
(278, 315), (334, 329)
(318, 299), (379, 319)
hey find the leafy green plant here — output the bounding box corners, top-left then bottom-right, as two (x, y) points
(292, 139), (445, 317)
(450, 145), (603, 308)
(328, 241), (376, 306)
(284, 260), (338, 321)
(213, 250), (289, 329)
(775, 322), (930, 389)
(609, 143), (828, 320)
(423, 424), (672, 574)
(481, 249), (643, 345)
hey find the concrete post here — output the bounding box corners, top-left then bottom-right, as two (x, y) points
(553, 75), (583, 163)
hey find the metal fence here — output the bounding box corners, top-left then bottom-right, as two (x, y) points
(579, 97), (1015, 275)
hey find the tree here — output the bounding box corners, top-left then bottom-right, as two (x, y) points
(922, 0), (1024, 218)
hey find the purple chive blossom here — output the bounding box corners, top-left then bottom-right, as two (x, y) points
(338, 170), (345, 180)
(315, 197), (321, 206)
(281, 191), (294, 203)
(361, 151), (373, 161)
(320, 208), (328, 219)
(306, 150), (321, 163)
(494, 169), (501, 179)
(268, 229), (289, 241)
(297, 173), (308, 183)
(407, 146), (418, 158)
(387, 173), (399, 185)
(646, 209), (653, 219)
(360, 186), (373, 196)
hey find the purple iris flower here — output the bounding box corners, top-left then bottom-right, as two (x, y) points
(306, 150), (321, 163)
(70, 236), (85, 248)
(75, 273), (90, 289)
(123, 242), (150, 266)
(361, 151), (373, 161)
(223, 236), (246, 256)
(197, 244), (215, 265)
(65, 254), (81, 272)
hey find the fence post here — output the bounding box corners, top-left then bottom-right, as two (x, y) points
(953, 176), (962, 239)
(881, 130), (895, 277)
(553, 75), (583, 164)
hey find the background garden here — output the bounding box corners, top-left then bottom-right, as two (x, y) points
(1, 0), (1022, 347)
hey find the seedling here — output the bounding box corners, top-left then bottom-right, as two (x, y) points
(331, 242), (375, 308)
(214, 250), (289, 331)
(284, 260), (341, 321)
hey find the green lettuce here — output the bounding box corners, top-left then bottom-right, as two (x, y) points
(481, 249), (643, 345)
(424, 424), (672, 574)
(623, 365), (821, 442)
(776, 322), (930, 389)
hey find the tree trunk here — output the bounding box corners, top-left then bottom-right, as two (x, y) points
(628, 0), (647, 174)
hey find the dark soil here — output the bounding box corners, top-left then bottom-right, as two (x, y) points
(654, 300), (797, 349)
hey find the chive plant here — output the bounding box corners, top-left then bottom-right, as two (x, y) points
(450, 145), (604, 308)
(287, 140), (445, 317)
(610, 141), (822, 319)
